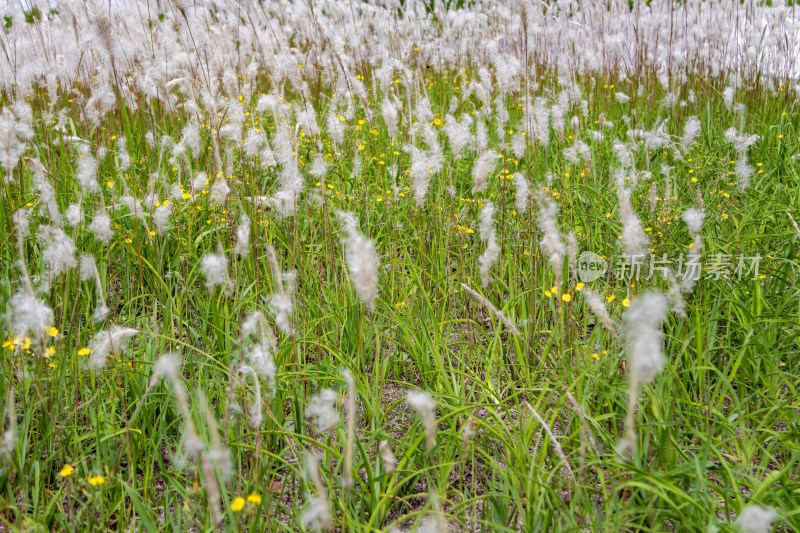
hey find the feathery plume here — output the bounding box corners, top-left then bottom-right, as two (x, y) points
(736, 505), (777, 533)
(621, 292), (667, 454)
(471, 150), (498, 194)
(536, 192), (565, 289)
(267, 246), (296, 334)
(38, 226), (77, 277)
(200, 254), (231, 292)
(379, 440), (396, 474)
(582, 290), (618, 338)
(514, 172), (530, 213)
(338, 212), (380, 311)
(88, 209), (113, 245)
(7, 291), (53, 346)
(235, 213), (251, 258)
(525, 403), (575, 480)
(87, 326), (139, 371)
(406, 390), (436, 451)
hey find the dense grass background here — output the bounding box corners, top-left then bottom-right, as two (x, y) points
(1, 63), (799, 531)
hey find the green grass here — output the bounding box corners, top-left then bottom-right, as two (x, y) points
(1, 70), (799, 532)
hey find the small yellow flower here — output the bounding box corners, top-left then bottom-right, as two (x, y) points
(551, 286), (558, 295)
(591, 353), (599, 360)
(78, 347), (91, 356)
(622, 298), (630, 307)
(606, 295), (616, 303)
(48, 326), (58, 337)
(59, 465), (75, 477)
(544, 290), (552, 298)
(246, 493), (262, 504)
(89, 475), (105, 486)
(561, 294), (572, 302)
(576, 282), (584, 291)
(231, 497), (245, 511)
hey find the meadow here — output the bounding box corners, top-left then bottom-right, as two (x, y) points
(0, 0), (799, 531)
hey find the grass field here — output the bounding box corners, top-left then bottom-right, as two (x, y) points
(1, 1), (799, 531)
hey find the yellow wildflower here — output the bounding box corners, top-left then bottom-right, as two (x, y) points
(231, 497), (245, 511)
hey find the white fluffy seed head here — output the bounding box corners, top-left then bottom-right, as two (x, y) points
(681, 116), (701, 154)
(87, 326), (139, 371)
(681, 208), (705, 235)
(301, 495), (332, 531)
(268, 292), (293, 334)
(536, 192), (565, 281)
(235, 213), (251, 258)
(339, 211), (379, 311)
(76, 145), (99, 193)
(151, 352), (180, 387)
(471, 150), (498, 194)
(245, 342), (276, 394)
(79, 254), (97, 282)
(379, 440), (396, 473)
(65, 204), (84, 227)
(444, 113), (473, 159)
(152, 204), (172, 235)
(625, 293), (667, 384)
(582, 290), (617, 337)
(7, 290), (53, 345)
(200, 254), (229, 290)
(736, 505), (777, 533)
(306, 388), (339, 434)
(37, 225), (77, 277)
(12, 208), (31, 238)
(618, 188), (649, 257)
(209, 178), (230, 206)
(479, 233), (500, 288)
(479, 202), (496, 242)
(92, 305), (110, 324)
(88, 210), (113, 245)
(406, 390), (436, 451)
